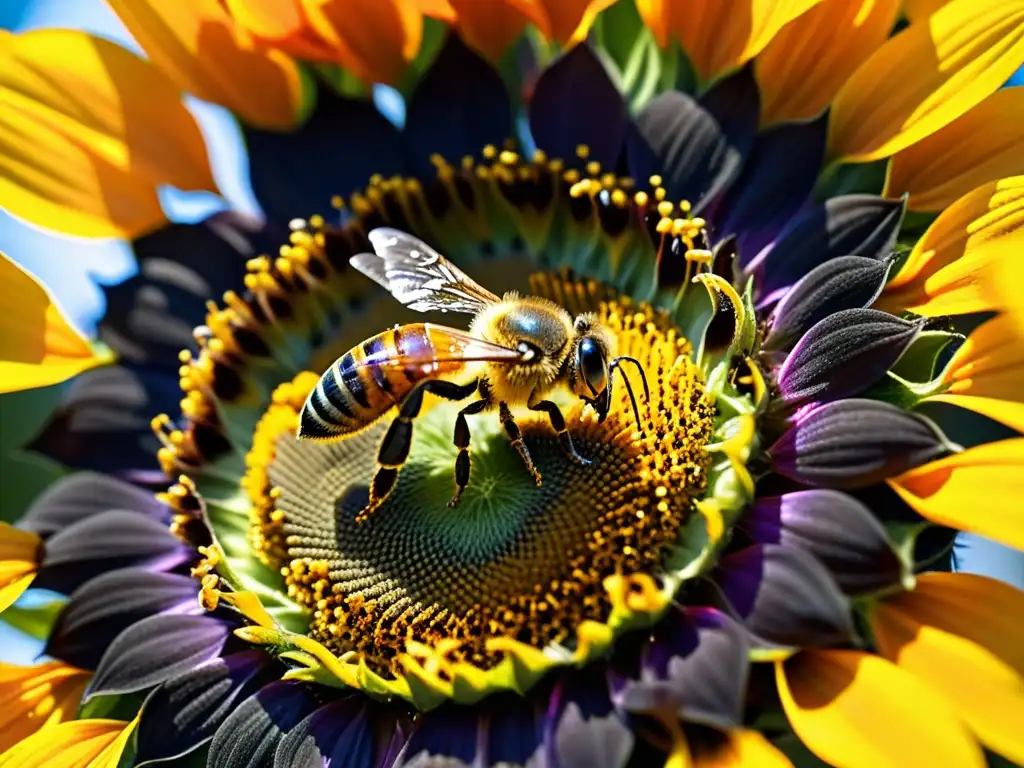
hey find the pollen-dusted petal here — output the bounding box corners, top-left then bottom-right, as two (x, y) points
(0, 716), (138, 768)
(639, 0), (827, 83)
(88, 614), (231, 698)
(616, 607), (749, 729)
(529, 44), (628, 169)
(627, 67), (758, 214)
(770, 399), (950, 489)
(32, 509), (191, 595)
(827, 0), (1024, 163)
(272, 699), (378, 768)
(889, 438), (1024, 550)
(135, 651), (280, 765)
(502, 0), (617, 45)
(446, 0), (529, 61)
(1, 30), (216, 196)
(776, 309), (922, 405)
(878, 176), (1024, 316)
(403, 34), (512, 179)
(716, 544), (854, 647)
(757, 0), (900, 125)
(750, 195), (905, 301)
(45, 569), (201, 670)
(884, 89), (1024, 212)
(0, 523), (40, 613)
(0, 254), (110, 394)
(299, 0), (422, 86)
(777, 650), (985, 768)
(105, 0), (310, 130)
(0, 661), (90, 753)
(745, 490), (903, 596)
(766, 256), (892, 352)
(872, 595), (1024, 765)
(717, 115), (828, 265)
(206, 681), (319, 768)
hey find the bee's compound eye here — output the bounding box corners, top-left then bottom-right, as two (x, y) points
(578, 337), (606, 394)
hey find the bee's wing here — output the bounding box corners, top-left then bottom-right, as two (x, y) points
(350, 228), (501, 315)
(373, 324), (526, 368)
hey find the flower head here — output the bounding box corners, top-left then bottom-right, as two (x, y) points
(2, 1), (1024, 766)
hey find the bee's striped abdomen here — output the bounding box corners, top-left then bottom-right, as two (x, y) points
(298, 324), (464, 441)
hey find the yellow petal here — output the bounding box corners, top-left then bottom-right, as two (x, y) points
(872, 592), (1024, 765)
(884, 89), (1024, 211)
(106, 0), (310, 130)
(889, 437), (1024, 550)
(927, 394), (1024, 434)
(0, 716), (138, 768)
(300, 0), (422, 85)
(827, 0), (1024, 163)
(939, 313), (1024, 402)
(447, 0), (530, 61)
(777, 650), (984, 768)
(877, 176), (1024, 315)
(0, 523), (40, 612)
(902, 0), (952, 21)
(0, 662), (91, 753)
(0, 30), (215, 196)
(0, 255), (110, 394)
(693, 729), (793, 767)
(503, 0), (616, 46)
(639, 0), (826, 82)
(757, 0), (901, 125)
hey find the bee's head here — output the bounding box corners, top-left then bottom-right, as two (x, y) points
(570, 314), (649, 430)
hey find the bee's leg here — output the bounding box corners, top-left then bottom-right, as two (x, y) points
(448, 396), (490, 508)
(499, 402), (543, 487)
(360, 379), (478, 523)
(527, 396), (592, 466)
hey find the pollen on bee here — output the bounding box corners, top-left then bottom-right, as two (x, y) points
(288, 218), (307, 231)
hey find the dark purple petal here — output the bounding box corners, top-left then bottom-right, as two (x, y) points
(627, 68), (757, 214)
(397, 706), (479, 767)
(616, 607), (748, 729)
(245, 84), (405, 222)
(33, 509), (191, 594)
(717, 544), (854, 647)
(718, 114), (828, 266)
(46, 569), (200, 670)
(765, 255), (893, 352)
(135, 651), (280, 766)
(746, 490), (904, 595)
(100, 213), (268, 372)
(539, 673), (633, 768)
(24, 364), (178, 481)
(88, 614), (231, 698)
(777, 309), (923, 406)
(274, 699), (375, 768)
(403, 33), (512, 178)
(207, 681), (321, 768)
(484, 695), (545, 766)
(529, 45), (627, 169)
(769, 399), (951, 488)
(751, 195), (906, 301)
(18, 472), (167, 538)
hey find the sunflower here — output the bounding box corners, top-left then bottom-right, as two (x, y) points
(2, 0), (1024, 765)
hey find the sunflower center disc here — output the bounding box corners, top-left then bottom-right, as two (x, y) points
(247, 278), (715, 681)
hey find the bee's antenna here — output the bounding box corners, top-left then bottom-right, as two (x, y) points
(610, 356), (649, 434)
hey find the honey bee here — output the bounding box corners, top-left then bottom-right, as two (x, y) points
(297, 228), (648, 521)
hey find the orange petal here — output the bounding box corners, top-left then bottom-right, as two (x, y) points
(939, 313), (1024, 402)
(503, 0), (617, 46)
(223, 0), (338, 61)
(927, 394), (1024, 434)
(0, 523), (40, 612)
(757, 0), (900, 125)
(877, 176), (1024, 316)
(0, 715), (138, 768)
(1, 30), (215, 197)
(828, 0), (1024, 163)
(638, 0), (826, 83)
(902, 0), (952, 20)
(884, 89), (1024, 211)
(889, 438), (1024, 551)
(872, 588), (1024, 765)
(693, 729), (793, 767)
(0, 256), (111, 395)
(0, 661), (91, 753)
(106, 0), (310, 130)
(777, 650), (984, 768)
(447, 0), (530, 61)
(300, 0), (422, 85)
